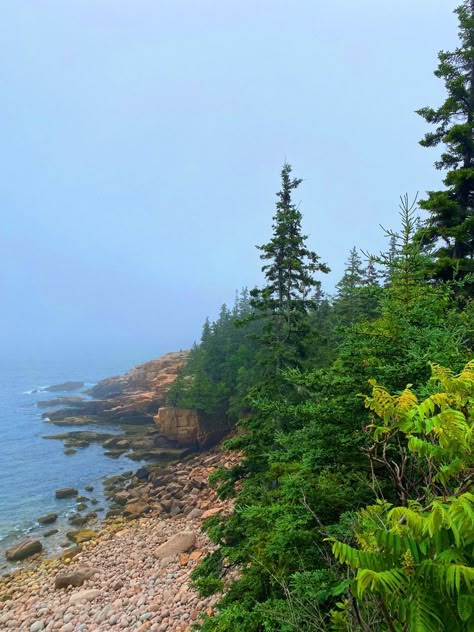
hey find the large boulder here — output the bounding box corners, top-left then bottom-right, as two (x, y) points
(6, 539), (43, 561)
(37, 513), (57, 524)
(54, 566), (98, 589)
(67, 529), (97, 544)
(123, 501), (151, 519)
(153, 531), (196, 559)
(55, 488), (78, 499)
(153, 407), (228, 449)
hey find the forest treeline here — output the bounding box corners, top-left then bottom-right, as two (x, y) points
(167, 4), (474, 630)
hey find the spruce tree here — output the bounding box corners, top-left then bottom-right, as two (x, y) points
(333, 246), (365, 326)
(417, 1), (474, 287)
(250, 162), (329, 374)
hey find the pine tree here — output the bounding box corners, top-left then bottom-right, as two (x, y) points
(417, 1), (474, 287)
(250, 162), (329, 375)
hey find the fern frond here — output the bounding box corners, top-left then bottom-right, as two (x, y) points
(387, 507), (426, 537)
(330, 540), (394, 571)
(408, 584), (444, 632)
(355, 568), (407, 599)
(421, 560), (474, 597)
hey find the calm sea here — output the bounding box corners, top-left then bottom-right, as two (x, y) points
(0, 355), (150, 569)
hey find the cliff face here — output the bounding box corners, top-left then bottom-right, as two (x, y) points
(154, 407), (229, 450)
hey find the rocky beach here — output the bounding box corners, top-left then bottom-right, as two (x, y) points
(0, 350), (238, 630)
(0, 446), (240, 631)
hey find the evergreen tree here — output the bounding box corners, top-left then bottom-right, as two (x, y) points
(363, 260), (380, 287)
(417, 1), (474, 287)
(250, 162), (329, 376)
(333, 247), (365, 326)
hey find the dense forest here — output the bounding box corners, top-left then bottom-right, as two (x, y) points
(168, 3), (474, 630)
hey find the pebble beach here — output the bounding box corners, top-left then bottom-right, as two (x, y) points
(0, 448), (238, 632)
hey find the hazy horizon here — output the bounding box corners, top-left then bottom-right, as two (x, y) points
(1, 1), (458, 367)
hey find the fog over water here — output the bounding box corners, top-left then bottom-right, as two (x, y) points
(0, 0), (458, 365)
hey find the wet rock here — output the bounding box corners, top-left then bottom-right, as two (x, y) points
(42, 528), (59, 537)
(114, 491), (131, 506)
(37, 513), (58, 524)
(6, 539), (43, 561)
(84, 485), (94, 492)
(64, 448), (77, 455)
(106, 509), (122, 519)
(68, 514), (88, 527)
(67, 530), (97, 544)
(44, 381), (84, 392)
(57, 545), (82, 560)
(37, 396), (85, 408)
(55, 488), (78, 499)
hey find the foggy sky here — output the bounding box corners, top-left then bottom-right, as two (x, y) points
(0, 1), (459, 368)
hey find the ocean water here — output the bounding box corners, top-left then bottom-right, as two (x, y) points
(0, 356), (148, 569)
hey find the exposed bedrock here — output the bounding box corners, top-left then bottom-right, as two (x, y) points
(153, 407), (229, 450)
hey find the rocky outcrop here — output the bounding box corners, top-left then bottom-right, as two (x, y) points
(37, 396), (85, 408)
(39, 350), (231, 464)
(154, 407), (228, 449)
(87, 351), (189, 399)
(44, 381), (84, 393)
(43, 392), (161, 426)
(41, 352), (189, 429)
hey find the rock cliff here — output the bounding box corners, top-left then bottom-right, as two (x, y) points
(154, 407), (229, 450)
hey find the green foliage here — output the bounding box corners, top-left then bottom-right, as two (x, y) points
(249, 162), (329, 377)
(416, 1), (474, 287)
(190, 197), (473, 631)
(330, 362), (474, 631)
(167, 288), (260, 420)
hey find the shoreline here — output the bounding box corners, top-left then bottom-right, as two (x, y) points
(0, 445), (238, 631)
(1, 351), (194, 571)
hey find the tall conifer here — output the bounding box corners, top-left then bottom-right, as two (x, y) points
(417, 1), (474, 287)
(250, 162), (329, 374)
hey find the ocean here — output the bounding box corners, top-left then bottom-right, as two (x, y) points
(0, 355), (149, 570)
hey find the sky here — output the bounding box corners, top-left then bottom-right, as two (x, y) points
(0, 0), (460, 369)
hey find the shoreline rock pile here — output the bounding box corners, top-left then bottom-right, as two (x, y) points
(0, 446), (241, 631)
